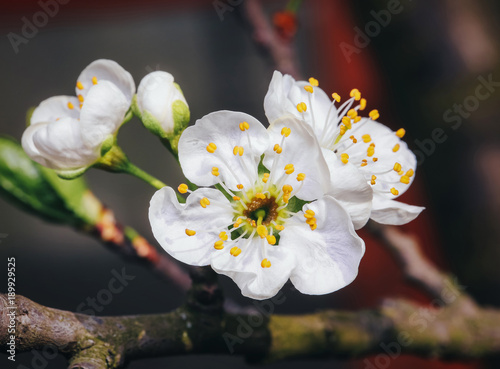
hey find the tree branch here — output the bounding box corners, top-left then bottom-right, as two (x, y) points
(2, 288), (498, 368)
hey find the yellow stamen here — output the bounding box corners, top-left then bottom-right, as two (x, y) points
(282, 185), (293, 194)
(234, 218), (243, 228)
(362, 134), (371, 143)
(200, 197), (210, 208)
(310, 223), (317, 231)
(367, 146), (375, 157)
(304, 209), (315, 219)
(284, 164), (294, 175)
(400, 176), (410, 184)
(211, 167), (219, 176)
(76, 81), (84, 90)
(373, 158), (378, 162)
(185, 229), (196, 236)
(214, 241), (224, 250)
(281, 127), (291, 137)
(369, 109), (379, 120)
(332, 93), (341, 103)
(349, 135), (357, 143)
(340, 153), (349, 164)
(261, 258), (272, 268)
(255, 193), (266, 200)
(233, 146), (244, 156)
(308, 77), (319, 86)
(77, 94), (84, 103)
(371, 175), (377, 185)
(390, 188), (399, 196)
(406, 169), (414, 177)
(359, 98), (367, 110)
(230, 247), (242, 257)
(219, 231), (228, 241)
(306, 217), (316, 225)
(262, 173), (270, 183)
(233, 196), (241, 201)
(347, 109), (357, 118)
(275, 224), (285, 231)
(178, 183), (188, 194)
(92, 76), (98, 85)
(67, 102), (74, 110)
(350, 88), (361, 100)
(239, 121), (250, 131)
(342, 116), (351, 126)
(393, 163), (402, 172)
(354, 116), (362, 123)
(273, 144), (282, 154)
(296, 173), (306, 181)
(206, 142), (217, 153)
(266, 235), (276, 245)
(257, 225), (268, 238)
(304, 85), (314, 93)
(237, 184), (244, 190)
(283, 193), (290, 203)
(396, 128), (406, 138)
(296, 102), (307, 113)
(392, 144), (400, 152)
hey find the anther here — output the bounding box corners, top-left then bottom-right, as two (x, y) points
(262, 173), (270, 183)
(77, 94), (84, 103)
(347, 109), (357, 118)
(362, 134), (371, 143)
(350, 88), (361, 100)
(200, 197), (210, 208)
(396, 128), (406, 138)
(230, 247), (242, 257)
(304, 85), (314, 93)
(219, 231), (228, 241)
(332, 93), (341, 103)
(304, 209), (315, 219)
(233, 196), (241, 201)
(237, 184), (244, 190)
(273, 144), (282, 154)
(233, 146), (244, 156)
(275, 224), (285, 231)
(350, 135), (357, 143)
(178, 183), (189, 194)
(400, 176), (410, 184)
(185, 229), (196, 236)
(354, 116), (362, 123)
(76, 81), (84, 90)
(257, 225), (268, 238)
(67, 102), (74, 110)
(392, 144), (400, 152)
(369, 109), (379, 120)
(296, 173), (306, 181)
(390, 188), (399, 196)
(393, 163), (402, 172)
(340, 153), (349, 164)
(211, 167), (219, 176)
(308, 77), (319, 86)
(284, 164), (294, 174)
(255, 193), (266, 200)
(296, 102), (307, 113)
(360, 98), (367, 110)
(371, 175), (377, 185)
(206, 142), (217, 153)
(266, 235), (276, 245)
(406, 169), (414, 177)
(261, 258), (272, 268)
(282, 184), (293, 194)
(367, 145), (375, 157)
(310, 223), (317, 231)
(281, 127), (291, 137)
(306, 217), (316, 225)
(214, 241), (224, 250)
(92, 76), (98, 85)
(239, 121), (250, 131)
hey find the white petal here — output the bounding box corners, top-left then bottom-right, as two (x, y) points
(263, 115), (331, 201)
(76, 59), (135, 103)
(178, 111), (270, 190)
(79, 81), (129, 146)
(137, 71), (188, 135)
(264, 71), (300, 123)
(370, 194), (425, 225)
(323, 149), (373, 229)
(282, 195), (365, 295)
(211, 236), (295, 300)
(338, 118), (417, 198)
(149, 187), (234, 266)
(30, 96), (81, 125)
(22, 118), (98, 170)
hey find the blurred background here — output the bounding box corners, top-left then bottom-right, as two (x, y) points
(1, 0), (499, 368)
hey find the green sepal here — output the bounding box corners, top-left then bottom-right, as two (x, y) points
(0, 136), (100, 227)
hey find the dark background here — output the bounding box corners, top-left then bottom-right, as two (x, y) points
(1, 1), (499, 368)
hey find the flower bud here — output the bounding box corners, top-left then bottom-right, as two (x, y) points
(134, 71), (190, 153)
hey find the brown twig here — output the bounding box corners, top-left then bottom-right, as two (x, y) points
(244, 0), (302, 79)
